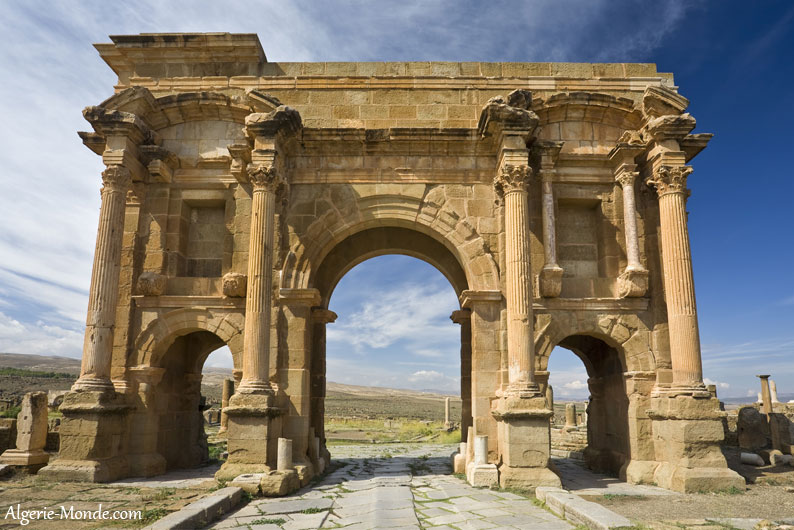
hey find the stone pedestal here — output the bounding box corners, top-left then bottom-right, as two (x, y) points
(215, 393), (287, 490)
(648, 394), (744, 492)
(0, 392), (49, 472)
(492, 396), (561, 490)
(39, 391), (132, 482)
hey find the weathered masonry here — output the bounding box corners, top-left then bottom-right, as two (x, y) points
(41, 33), (743, 493)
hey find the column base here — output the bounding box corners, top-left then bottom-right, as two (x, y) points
(216, 392), (283, 483)
(618, 268), (648, 298)
(648, 393), (744, 493)
(498, 464), (561, 490)
(38, 390), (132, 483)
(71, 376), (115, 393)
(491, 396), (561, 490)
(621, 459), (659, 485)
(538, 266), (563, 298)
(466, 462), (499, 487)
(0, 449), (49, 473)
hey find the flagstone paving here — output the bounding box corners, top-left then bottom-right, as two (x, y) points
(209, 443), (572, 529)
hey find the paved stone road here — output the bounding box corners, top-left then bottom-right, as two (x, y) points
(210, 443), (572, 529)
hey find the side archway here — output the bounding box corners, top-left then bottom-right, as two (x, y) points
(130, 308), (244, 371)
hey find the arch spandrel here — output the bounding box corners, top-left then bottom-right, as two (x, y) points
(280, 185), (501, 299)
(130, 307), (244, 371)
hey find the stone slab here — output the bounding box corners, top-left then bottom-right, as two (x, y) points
(144, 487), (243, 530)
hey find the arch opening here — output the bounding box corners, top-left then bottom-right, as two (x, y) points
(313, 253), (467, 457)
(152, 331), (232, 471)
(548, 335), (630, 476)
(311, 226), (470, 306)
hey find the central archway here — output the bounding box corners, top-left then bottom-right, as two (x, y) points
(305, 224), (475, 466)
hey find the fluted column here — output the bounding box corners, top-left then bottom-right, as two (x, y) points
(73, 165), (131, 392)
(237, 165), (284, 394)
(494, 165), (539, 397)
(450, 309), (472, 439)
(646, 165), (704, 388)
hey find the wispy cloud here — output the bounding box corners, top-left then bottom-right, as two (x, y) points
(0, 0), (699, 374)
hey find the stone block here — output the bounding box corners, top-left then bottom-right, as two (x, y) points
(466, 463), (498, 488)
(260, 470), (300, 497)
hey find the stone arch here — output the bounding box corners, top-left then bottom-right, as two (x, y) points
(534, 312), (655, 374)
(130, 308), (244, 371)
(281, 186), (500, 296)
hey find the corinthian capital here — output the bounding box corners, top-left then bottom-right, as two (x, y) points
(101, 165), (131, 192)
(615, 168), (638, 188)
(494, 165), (532, 196)
(247, 164), (285, 193)
(645, 165), (693, 197)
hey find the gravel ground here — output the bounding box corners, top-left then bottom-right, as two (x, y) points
(589, 449), (794, 522)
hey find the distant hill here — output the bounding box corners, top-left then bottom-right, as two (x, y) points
(0, 353), (81, 374)
(0, 354), (462, 420)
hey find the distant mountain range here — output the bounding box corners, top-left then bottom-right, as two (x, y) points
(2, 353), (783, 405)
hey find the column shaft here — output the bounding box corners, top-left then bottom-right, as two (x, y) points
(648, 166), (704, 387)
(541, 179), (559, 269)
(620, 174), (643, 270)
(451, 309), (472, 439)
(239, 167), (280, 393)
(75, 166), (131, 391)
(495, 165), (539, 397)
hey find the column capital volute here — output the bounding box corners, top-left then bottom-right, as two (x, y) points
(311, 307), (338, 324)
(460, 290), (502, 308)
(494, 164), (532, 196)
(614, 165), (639, 188)
(477, 89), (539, 140)
(246, 164), (286, 193)
(450, 308), (472, 325)
(101, 165), (132, 192)
(645, 164), (693, 197)
(245, 106), (302, 142)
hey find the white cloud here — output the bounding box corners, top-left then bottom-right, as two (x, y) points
(327, 283), (457, 353)
(0, 0), (700, 365)
(703, 378), (730, 389)
(563, 380), (588, 390)
(0, 311), (83, 359)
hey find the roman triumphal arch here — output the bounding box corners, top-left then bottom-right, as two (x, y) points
(40, 33), (743, 493)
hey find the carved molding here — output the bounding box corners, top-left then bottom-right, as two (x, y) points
(537, 267), (563, 298)
(136, 272), (166, 296)
(645, 165), (693, 197)
(100, 165), (131, 192)
(222, 272), (247, 298)
(494, 164), (532, 196)
(615, 169), (638, 188)
(246, 164), (285, 193)
(618, 269), (649, 298)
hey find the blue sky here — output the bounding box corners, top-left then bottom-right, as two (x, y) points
(0, 1), (792, 399)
